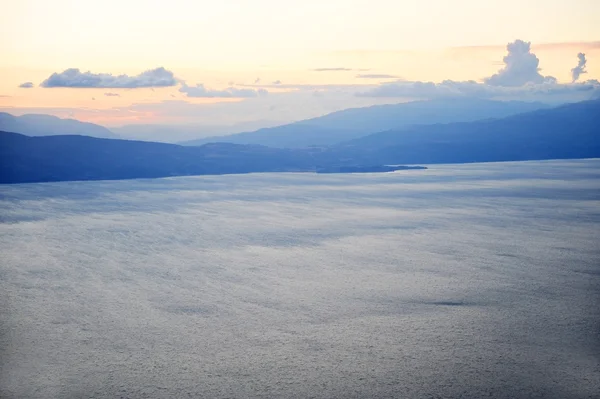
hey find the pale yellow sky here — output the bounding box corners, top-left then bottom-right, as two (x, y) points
(0, 0), (599, 126)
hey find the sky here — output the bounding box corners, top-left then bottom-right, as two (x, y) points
(0, 0), (599, 132)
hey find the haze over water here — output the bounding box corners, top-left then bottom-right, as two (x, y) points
(1, 159), (599, 398)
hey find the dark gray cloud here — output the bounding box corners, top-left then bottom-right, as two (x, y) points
(40, 67), (178, 88)
(179, 83), (268, 98)
(104, 92), (120, 97)
(484, 40), (555, 87)
(311, 68), (353, 72)
(18, 82), (34, 88)
(356, 74), (399, 79)
(571, 53), (587, 82)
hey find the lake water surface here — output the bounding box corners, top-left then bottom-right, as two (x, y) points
(1, 159), (599, 398)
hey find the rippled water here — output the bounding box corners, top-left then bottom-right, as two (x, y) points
(1, 159), (599, 398)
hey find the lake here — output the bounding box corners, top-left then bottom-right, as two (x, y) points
(1, 159), (599, 398)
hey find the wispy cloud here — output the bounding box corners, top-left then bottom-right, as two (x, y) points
(445, 41), (600, 61)
(311, 67), (353, 72)
(18, 82), (34, 88)
(451, 40), (600, 52)
(328, 49), (417, 56)
(179, 83), (268, 98)
(40, 67), (178, 88)
(356, 74), (399, 79)
(236, 83), (369, 90)
(104, 92), (121, 97)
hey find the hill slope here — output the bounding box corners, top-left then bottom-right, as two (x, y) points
(183, 98), (548, 148)
(0, 133), (315, 184)
(329, 99), (600, 165)
(0, 113), (118, 139)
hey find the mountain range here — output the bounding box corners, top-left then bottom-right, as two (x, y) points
(111, 120), (284, 143)
(1, 98), (598, 184)
(1, 98), (548, 147)
(181, 98), (549, 147)
(331, 99), (600, 165)
(0, 112), (118, 139)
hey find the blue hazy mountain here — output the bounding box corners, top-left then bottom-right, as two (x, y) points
(0, 112), (119, 139)
(1, 99), (598, 184)
(331, 98), (600, 165)
(182, 98), (549, 148)
(113, 120), (284, 143)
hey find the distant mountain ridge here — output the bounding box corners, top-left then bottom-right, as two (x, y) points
(183, 98), (550, 148)
(1, 99), (598, 184)
(330, 99), (600, 165)
(1, 99), (548, 145)
(113, 120), (284, 143)
(0, 112), (119, 139)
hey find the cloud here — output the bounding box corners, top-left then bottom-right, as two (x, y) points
(18, 82), (34, 88)
(254, 78), (261, 84)
(484, 40), (555, 87)
(357, 80), (484, 98)
(357, 79), (600, 99)
(179, 83), (268, 98)
(358, 39), (600, 101)
(449, 40), (600, 53)
(311, 68), (353, 72)
(273, 80), (282, 85)
(237, 83), (369, 90)
(104, 92), (120, 97)
(0, 86), (392, 128)
(356, 74), (399, 79)
(571, 53), (587, 82)
(40, 67), (178, 88)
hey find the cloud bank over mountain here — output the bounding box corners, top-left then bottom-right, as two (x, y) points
(357, 40), (599, 100)
(179, 83), (268, 98)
